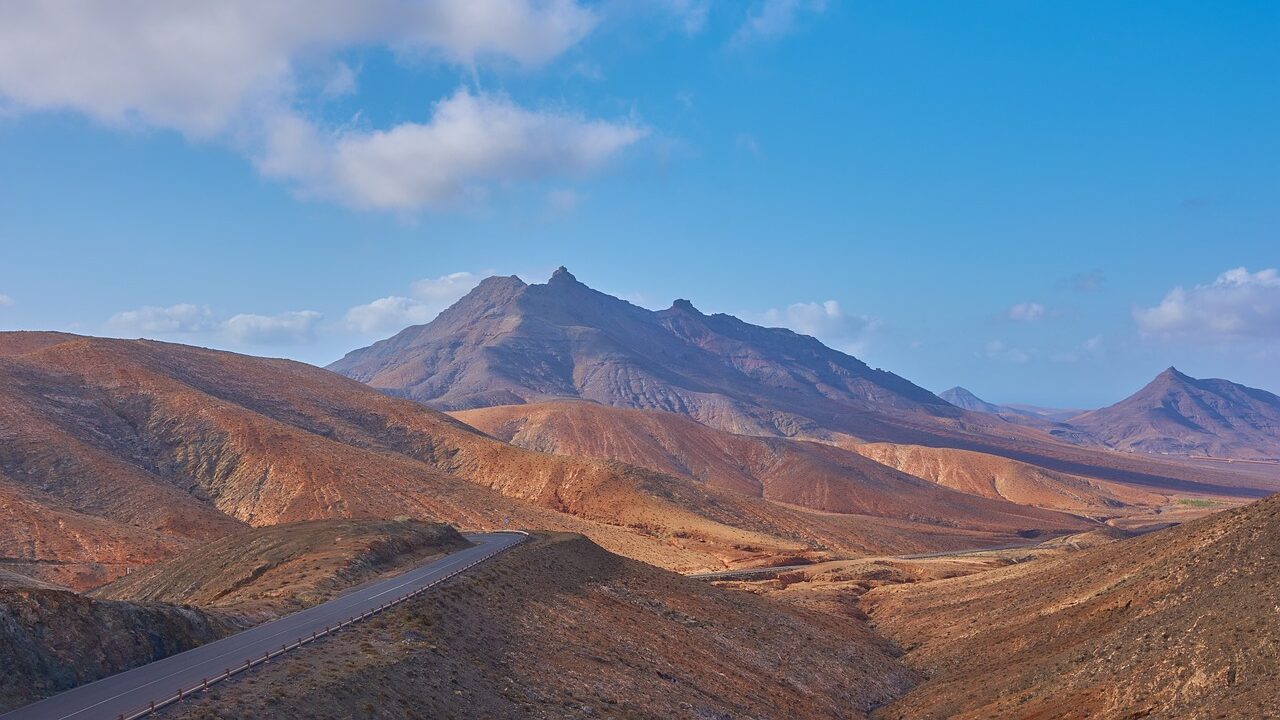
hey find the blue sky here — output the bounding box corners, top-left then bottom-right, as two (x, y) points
(0, 1), (1276, 407)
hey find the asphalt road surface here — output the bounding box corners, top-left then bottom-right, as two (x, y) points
(1, 532), (525, 720)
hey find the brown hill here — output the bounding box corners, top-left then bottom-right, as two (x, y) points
(1067, 366), (1280, 459)
(0, 331), (1083, 583)
(864, 491), (1280, 719)
(455, 401), (1105, 524)
(156, 533), (917, 720)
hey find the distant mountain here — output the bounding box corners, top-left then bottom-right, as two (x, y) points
(939, 386), (1081, 423)
(938, 387), (1006, 415)
(1068, 367), (1280, 459)
(330, 267), (959, 439)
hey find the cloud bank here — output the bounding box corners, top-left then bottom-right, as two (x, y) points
(0, 1), (643, 213)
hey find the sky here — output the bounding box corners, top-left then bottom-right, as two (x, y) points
(0, 1), (1276, 408)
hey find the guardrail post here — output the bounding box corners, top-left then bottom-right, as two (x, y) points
(177, 687), (184, 700)
(202, 678), (209, 691)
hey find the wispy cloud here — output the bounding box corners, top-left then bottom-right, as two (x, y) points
(0, 293), (13, 307)
(985, 339), (1031, 364)
(731, 0), (827, 46)
(344, 271), (482, 334)
(1007, 302), (1046, 322)
(761, 299), (880, 355)
(106, 304), (321, 345)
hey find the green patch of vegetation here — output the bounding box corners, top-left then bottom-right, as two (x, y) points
(1175, 498), (1219, 508)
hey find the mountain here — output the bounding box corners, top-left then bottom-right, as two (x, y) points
(864, 489), (1280, 719)
(330, 271), (1278, 503)
(453, 401), (1103, 522)
(1068, 367), (1280, 459)
(938, 386), (1081, 423)
(937, 386), (1006, 415)
(0, 332), (1083, 585)
(329, 267), (959, 439)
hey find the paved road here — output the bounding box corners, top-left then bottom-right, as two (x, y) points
(1, 532), (525, 720)
(687, 540), (1047, 581)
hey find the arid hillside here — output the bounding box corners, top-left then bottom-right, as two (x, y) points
(864, 492), (1280, 719)
(845, 441), (1166, 514)
(156, 533), (918, 720)
(95, 520), (469, 619)
(0, 331), (1086, 582)
(455, 400), (1097, 527)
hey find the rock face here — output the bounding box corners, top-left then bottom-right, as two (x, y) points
(864, 491), (1280, 719)
(329, 268), (957, 438)
(0, 586), (237, 713)
(1068, 367), (1280, 459)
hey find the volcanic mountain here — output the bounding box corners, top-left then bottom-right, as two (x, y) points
(331, 270), (1278, 502)
(329, 267), (958, 439)
(1068, 367), (1280, 459)
(0, 332), (1084, 587)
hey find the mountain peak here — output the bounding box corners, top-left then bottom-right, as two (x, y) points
(669, 298), (701, 315)
(548, 266), (580, 285)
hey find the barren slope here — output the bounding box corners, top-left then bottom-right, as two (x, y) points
(158, 533), (917, 720)
(864, 492), (1280, 719)
(846, 441), (1165, 514)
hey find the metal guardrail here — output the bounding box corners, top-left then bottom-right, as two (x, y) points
(116, 531), (528, 720)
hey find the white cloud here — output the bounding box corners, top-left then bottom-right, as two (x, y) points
(1007, 302), (1046, 322)
(344, 296), (436, 334)
(106, 304), (321, 345)
(345, 271), (482, 334)
(224, 311), (323, 345)
(0, 294), (12, 307)
(107, 304), (217, 335)
(985, 340), (1031, 364)
(409, 271), (481, 307)
(0, 1), (625, 212)
(762, 300), (880, 354)
(1135, 267), (1280, 342)
(258, 89), (647, 211)
(732, 0), (827, 45)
